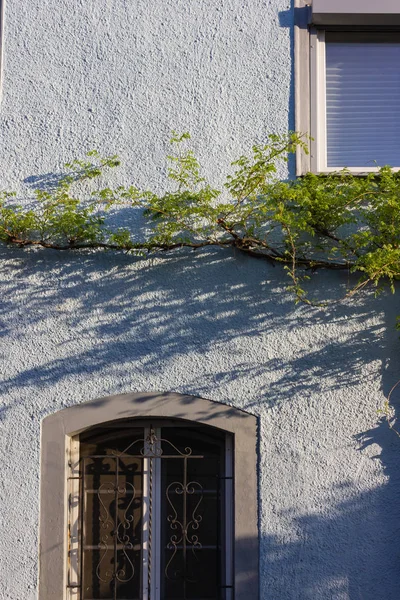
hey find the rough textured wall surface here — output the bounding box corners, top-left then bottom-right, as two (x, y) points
(0, 0), (293, 191)
(0, 1), (400, 600)
(1, 249), (400, 600)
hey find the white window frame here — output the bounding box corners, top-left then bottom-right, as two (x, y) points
(310, 28), (327, 173)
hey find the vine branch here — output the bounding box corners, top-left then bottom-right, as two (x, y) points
(1, 133), (400, 314)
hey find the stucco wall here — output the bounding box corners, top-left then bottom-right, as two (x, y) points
(0, 1), (400, 600)
(0, 0), (293, 191)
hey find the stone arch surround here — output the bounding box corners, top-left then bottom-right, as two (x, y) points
(39, 391), (259, 600)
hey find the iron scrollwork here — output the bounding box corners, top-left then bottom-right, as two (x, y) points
(165, 480), (204, 581)
(81, 428), (205, 599)
(95, 478), (137, 585)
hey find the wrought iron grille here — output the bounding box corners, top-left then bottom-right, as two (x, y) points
(68, 424), (233, 600)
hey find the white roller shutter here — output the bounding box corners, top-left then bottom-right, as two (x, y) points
(326, 42), (400, 168)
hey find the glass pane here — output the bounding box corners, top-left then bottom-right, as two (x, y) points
(77, 423), (232, 600)
(160, 428), (226, 600)
(80, 429), (144, 600)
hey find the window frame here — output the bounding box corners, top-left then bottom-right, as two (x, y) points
(294, 0), (400, 175)
(39, 392), (259, 600)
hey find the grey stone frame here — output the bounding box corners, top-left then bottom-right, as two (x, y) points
(39, 392), (259, 600)
(294, 0), (311, 175)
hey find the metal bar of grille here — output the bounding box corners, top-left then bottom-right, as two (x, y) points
(183, 456), (187, 600)
(113, 457), (119, 600)
(80, 459), (86, 600)
(82, 454), (203, 460)
(216, 471), (221, 600)
(148, 454), (153, 600)
(77, 427), (227, 600)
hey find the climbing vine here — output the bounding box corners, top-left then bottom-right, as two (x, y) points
(1, 132), (400, 313)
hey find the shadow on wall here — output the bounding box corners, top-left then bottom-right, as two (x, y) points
(0, 244), (398, 410)
(261, 474), (400, 599)
(23, 171), (69, 191)
(264, 387), (400, 600)
(263, 289), (400, 599)
(72, 390), (252, 423)
(258, 293), (400, 599)
(1, 241), (400, 597)
(0, 245), (395, 405)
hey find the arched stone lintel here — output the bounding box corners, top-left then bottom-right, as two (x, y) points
(39, 391), (259, 600)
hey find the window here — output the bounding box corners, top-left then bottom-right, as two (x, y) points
(311, 31), (400, 172)
(295, 0), (400, 174)
(68, 420), (233, 600)
(39, 392), (258, 600)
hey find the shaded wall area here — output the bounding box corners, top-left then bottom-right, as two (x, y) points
(0, 245), (399, 599)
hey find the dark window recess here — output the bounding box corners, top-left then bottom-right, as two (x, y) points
(74, 423), (231, 600)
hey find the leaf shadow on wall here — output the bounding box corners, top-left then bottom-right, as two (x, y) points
(0, 245), (393, 405)
(0, 243), (400, 598)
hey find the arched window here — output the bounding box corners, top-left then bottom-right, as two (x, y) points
(39, 392), (258, 600)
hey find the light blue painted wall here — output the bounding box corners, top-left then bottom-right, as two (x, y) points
(0, 0), (294, 190)
(0, 1), (400, 599)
